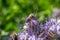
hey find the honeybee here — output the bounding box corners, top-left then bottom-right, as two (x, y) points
(10, 32), (17, 40)
(26, 14), (36, 22)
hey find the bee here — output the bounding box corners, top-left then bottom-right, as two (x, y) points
(48, 30), (55, 38)
(26, 14), (36, 22)
(10, 32), (17, 40)
(24, 14), (34, 29)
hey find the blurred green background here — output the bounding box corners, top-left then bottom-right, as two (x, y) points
(0, 0), (60, 40)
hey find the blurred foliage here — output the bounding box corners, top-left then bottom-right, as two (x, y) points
(0, 0), (60, 34)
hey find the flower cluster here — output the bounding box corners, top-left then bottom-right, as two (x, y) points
(10, 13), (60, 40)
